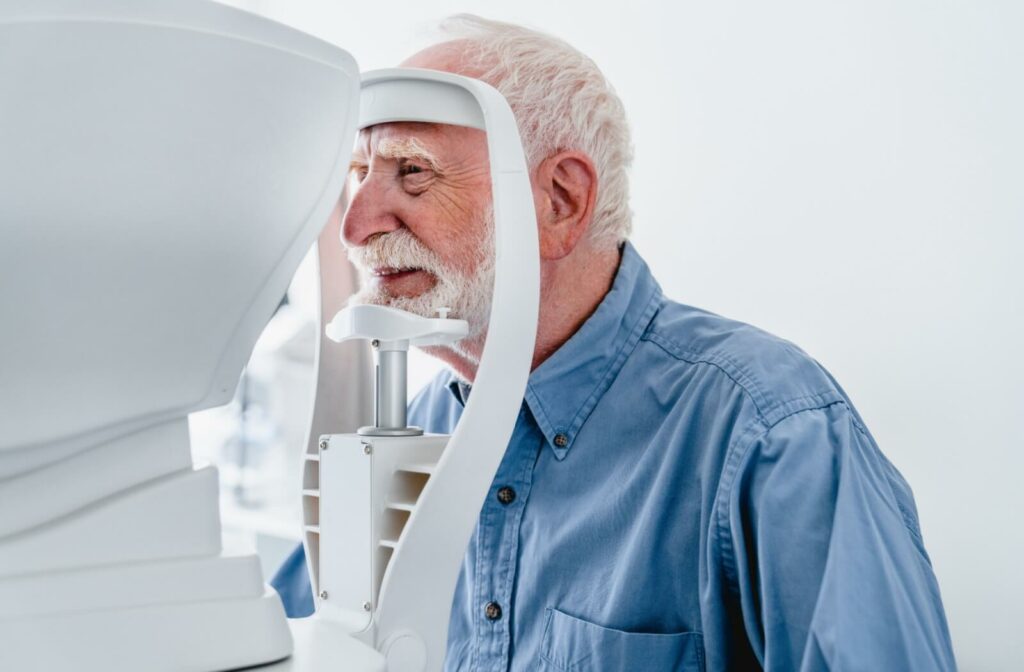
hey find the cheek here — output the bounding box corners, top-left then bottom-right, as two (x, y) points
(406, 220), (474, 271)
(403, 196), (489, 270)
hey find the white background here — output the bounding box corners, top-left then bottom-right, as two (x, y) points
(231, 1), (1023, 668)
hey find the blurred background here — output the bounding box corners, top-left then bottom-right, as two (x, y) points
(195, 2), (1023, 669)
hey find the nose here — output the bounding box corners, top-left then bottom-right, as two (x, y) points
(341, 173), (402, 248)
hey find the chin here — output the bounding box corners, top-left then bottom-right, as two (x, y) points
(349, 288), (437, 317)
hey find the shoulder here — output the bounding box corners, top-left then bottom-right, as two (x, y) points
(408, 368), (463, 434)
(641, 298), (848, 427)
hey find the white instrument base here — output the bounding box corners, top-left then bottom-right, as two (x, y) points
(0, 585), (291, 672)
(259, 617), (386, 672)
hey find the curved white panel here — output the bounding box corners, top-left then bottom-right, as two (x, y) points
(355, 69), (540, 672)
(0, 0), (360, 456)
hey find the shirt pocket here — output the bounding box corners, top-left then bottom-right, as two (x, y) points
(538, 607), (705, 672)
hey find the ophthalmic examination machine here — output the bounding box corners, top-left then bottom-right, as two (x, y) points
(0, 1), (539, 670)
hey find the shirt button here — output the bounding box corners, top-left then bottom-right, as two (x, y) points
(496, 486), (516, 505)
(484, 601), (502, 621)
(553, 433), (569, 448)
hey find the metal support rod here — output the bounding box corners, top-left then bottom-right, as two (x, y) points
(376, 348), (407, 430)
(359, 340), (421, 437)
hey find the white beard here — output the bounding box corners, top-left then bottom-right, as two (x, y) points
(346, 207), (495, 347)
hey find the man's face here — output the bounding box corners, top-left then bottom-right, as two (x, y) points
(342, 122), (495, 339)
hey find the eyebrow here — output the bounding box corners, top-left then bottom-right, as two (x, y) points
(350, 137), (441, 173)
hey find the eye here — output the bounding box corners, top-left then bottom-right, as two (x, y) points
(398, 163), (426, 177)
(398, 161), (434, 195)
(350, 165), (368, 183)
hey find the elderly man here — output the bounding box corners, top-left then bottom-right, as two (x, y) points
(273, 15), (957, 671)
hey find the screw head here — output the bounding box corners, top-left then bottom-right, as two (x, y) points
(319, 439), (328, 451)
(363, 601), (372, 611)
(319, 590), (328, 600)
(371, 339), (380, 348)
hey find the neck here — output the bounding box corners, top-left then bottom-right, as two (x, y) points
(426, 243), (622, 384)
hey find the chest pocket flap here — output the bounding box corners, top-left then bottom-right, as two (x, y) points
(539, 608), (705, 671)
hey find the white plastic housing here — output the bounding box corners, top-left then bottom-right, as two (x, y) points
(0, 0), (359, 457)
(0, 1), (364, 671)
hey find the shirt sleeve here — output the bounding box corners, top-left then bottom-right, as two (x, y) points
(270, 542), (315, 618)
(723, 401), (957, 671)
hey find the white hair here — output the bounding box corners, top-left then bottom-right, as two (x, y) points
(435, 15), (634, 247)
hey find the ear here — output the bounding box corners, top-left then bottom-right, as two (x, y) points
(532, 150), (598, 260)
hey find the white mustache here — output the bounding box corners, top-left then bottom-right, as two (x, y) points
(347, 228), (453, 279)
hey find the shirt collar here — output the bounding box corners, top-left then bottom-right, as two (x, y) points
(447, 377), (472, 406)
(529, 242), (663, 459)
(445, 242), (663, 459)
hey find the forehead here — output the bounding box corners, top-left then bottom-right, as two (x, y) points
(400, 40), (483, 78)
(354, 121), (485, 159)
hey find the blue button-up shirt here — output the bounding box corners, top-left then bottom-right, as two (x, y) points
(273, 242), (956, 670)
